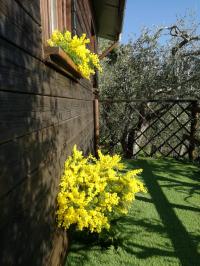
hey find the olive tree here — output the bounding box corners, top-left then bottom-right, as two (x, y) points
(99, 18), (200, 157)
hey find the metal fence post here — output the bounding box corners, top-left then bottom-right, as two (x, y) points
(189, 101), (199, 161)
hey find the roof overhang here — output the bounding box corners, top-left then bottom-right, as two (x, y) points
(92, 0), (126, 41)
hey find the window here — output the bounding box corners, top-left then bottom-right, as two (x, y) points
(40, 0), (71, 46)
(50, 0), (58, 32)
(40, 0), (97, 80)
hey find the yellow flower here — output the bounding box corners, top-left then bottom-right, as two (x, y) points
(47, 31), (102, 79)
(56, 145), (146, 233)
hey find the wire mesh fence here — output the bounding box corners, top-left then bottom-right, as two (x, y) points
(100, 99), (200, 161)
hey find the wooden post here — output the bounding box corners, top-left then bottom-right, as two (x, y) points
(94, 90), (100, 158)
(188, 101), (199, 161)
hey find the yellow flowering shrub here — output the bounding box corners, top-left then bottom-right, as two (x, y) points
(47, 30), (102, 79)
(57, 145), (147, 233)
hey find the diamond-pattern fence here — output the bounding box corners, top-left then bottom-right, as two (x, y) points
(99, 99), (200, 161)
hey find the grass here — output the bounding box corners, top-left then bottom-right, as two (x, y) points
(65, 158), (200, 266)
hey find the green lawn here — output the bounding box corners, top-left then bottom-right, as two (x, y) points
(65, 158), (200, 266)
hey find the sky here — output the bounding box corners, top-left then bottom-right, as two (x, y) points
(121, 0), (200, 43)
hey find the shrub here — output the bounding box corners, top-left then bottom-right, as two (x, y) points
(57, 146), (147, 233)
(47, 31), (102, 79)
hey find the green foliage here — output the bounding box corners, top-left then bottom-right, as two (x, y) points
(99, 16), (200, 157)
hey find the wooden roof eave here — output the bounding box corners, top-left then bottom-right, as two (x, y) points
(91, 0), (126, 41)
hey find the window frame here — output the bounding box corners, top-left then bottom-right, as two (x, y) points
(40, 0), (97, 82)
(40, 0), (72, 47)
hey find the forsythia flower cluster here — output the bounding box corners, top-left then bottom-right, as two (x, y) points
(47, 30), (102, 79)
(57, 146), (147, 233)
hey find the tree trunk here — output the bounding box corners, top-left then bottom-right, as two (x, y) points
(120, 126), (129, 158)
(121, 129), (135, 159)
(120, 103), (147, 158)
(126, 129), (135, 158)
(132, 122), (149, 156)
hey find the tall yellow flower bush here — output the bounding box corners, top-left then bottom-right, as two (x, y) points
(57, 146), (147, 233)
(47, 30), (102, 79)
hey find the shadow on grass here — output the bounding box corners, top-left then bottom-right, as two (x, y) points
(136, 195), (200, 213)
(131, 159), (200, 266)
(66, 158), (200, 266)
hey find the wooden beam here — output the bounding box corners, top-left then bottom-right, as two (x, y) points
(94, 90), (100, 158)
(99, 41), (118, 60)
